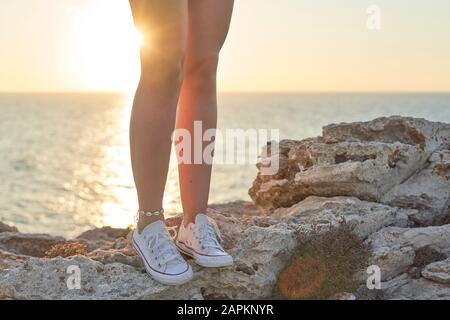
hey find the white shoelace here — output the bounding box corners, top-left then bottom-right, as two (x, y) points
(145, 229), (184, 269)
(195, 218), (225, 253)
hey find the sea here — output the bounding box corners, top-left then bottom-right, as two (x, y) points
(1, 92), (449, 237)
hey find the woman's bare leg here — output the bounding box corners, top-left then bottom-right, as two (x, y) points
(176, 0), (234, 225)
(129, 0), (187, 231)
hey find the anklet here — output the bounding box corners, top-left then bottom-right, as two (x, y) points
(135, 208), (164, 223)
(139, 208), (164, 217)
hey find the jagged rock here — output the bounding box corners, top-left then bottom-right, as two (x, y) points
(249, 117), (450, 210)
(0, 210), (298, 300)
(0, 250), (28, 272)
(0, 196), (416, 300)
(382, 150), (450, 226)
(75, 239), (115, 253)
(380, 273), (450, 300)
(76, 226), (131, 242)
(367, 224), (450, 281)
(0, 256), (182, 300)
(250, 117), (449, 211)
(251, 140), (427, 210)
(0, 222), (18, 233)
(87, 248), (144, 270)
(421, 259), (450, 284)
(1, 196), (447, 299)
(271, 196), (414, 239)
(322, 116), (450, 152)
(209, 201), (262, 216)
(68, 227), (133, 252)
(0, 233), (65, 257)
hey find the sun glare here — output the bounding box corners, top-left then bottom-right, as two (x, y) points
(69, 0), (141, 94)
(133, 30), (144, 47)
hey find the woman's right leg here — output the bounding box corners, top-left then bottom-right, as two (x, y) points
(129, 0), (187, 232)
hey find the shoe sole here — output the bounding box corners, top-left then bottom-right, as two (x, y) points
(132, 238), (193, 286)
(175, 240), (234, 268)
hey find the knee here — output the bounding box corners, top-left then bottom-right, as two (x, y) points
(184, 54), (219, 83)
(139, 49), (185, 88)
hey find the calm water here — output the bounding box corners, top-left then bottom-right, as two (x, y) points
(1, 92), (449, 237)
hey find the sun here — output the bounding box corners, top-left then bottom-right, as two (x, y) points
(69, 0), (142, 94)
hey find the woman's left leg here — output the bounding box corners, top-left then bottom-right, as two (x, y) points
(176, 0), (234, 225)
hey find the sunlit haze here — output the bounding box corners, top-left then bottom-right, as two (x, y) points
(1, 0), (450, 93)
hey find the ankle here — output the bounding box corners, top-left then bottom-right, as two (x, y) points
(138, 216), (164, 232)
(182, 212), (206, 228)
(183, 218), (194, 228)
(137, 208), (165, 233)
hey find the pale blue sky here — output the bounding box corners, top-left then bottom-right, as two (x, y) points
(1, 0), (449, 92)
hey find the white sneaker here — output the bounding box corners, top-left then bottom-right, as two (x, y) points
(132, 220), (193, 285)
(176, 214), (234, 268)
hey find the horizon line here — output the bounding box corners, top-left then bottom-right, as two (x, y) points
(1, 90), (450, 95)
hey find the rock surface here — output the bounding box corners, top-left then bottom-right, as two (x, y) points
(0, 250), (28, 272)
(421, 259), (450, 284)
(366, 225), (450, 281)
(0, 222), (18, 233)
(321, 116), (449, 152)
(271, 196), (414, 239)
(249, 116), (449, 212)
(0, 210), (298, 300)
(1, 116), (449, 300)
(250, 138), (429, 210)
(379, 273), (450, 300)
(382, 150), (449, 226)
(0, 232), (65, 257)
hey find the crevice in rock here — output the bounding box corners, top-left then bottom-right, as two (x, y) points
(235, 261), (256, 275)
(354, 286), (386, 300)
(200, 287), (231, 300)
(409, 208), (450, 228)
(380, 155), (432, 203)
(433, 152), (450, 180)
(412, 246), (446, 272)
(387, 149), (408, 168)
(334, 152), (377, 164)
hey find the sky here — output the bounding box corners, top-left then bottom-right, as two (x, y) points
(0, 0), (449, 93)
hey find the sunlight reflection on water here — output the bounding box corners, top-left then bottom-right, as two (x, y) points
(0, 92), (184, 237)
(1, 92), (449, 237)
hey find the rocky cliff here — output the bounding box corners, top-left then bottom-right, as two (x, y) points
(1, 116), (449, 300)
